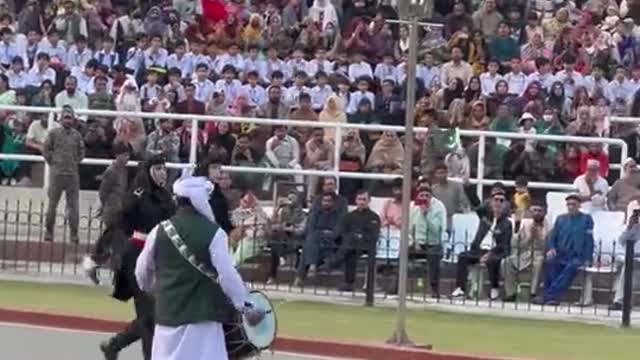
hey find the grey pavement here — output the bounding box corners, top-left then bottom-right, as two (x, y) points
(0, 322), (342, 360)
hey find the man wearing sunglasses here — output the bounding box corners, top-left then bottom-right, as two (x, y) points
(451, 189), (513, 300)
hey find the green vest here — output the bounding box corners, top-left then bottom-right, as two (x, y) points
(155, 208), (235, 326)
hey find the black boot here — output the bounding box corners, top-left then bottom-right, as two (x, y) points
(100, 339), (119, 360)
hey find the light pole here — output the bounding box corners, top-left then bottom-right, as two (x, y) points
(385, 0), (435, 345)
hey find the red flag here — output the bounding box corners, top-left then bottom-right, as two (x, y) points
(202, 0), (228, 23)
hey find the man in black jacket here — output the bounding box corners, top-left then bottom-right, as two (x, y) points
(451, 189), (512, 300)
(329, 190), (381, 292)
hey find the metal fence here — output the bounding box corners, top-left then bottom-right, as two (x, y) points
(1, 198), (638, 320)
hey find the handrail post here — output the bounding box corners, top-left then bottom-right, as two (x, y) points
(333, 126), (342, 191)
(620, 142), (629, 178)
(189, 119), (199, 166)
(476, 135), (486, 201)
(43, 110), (54, 190)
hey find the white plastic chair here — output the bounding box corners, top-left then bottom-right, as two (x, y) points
(546, 192), (571, 225)
(448, 213), (480, 263)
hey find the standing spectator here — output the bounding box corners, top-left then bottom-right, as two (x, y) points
(451, 189), (513, 300)
(54, 0), (88, 44)
(472, 0), (503, 38)
(381, 179), (403, 230)
(573, 159), (609, 211)
(432, 163), (470, 230)
(329, 190), (381, 292)
(502, 201), (551, 301)
(534, 194), (594, 305)
(410, 184), (447, 298)
(42, 105), (84, 243)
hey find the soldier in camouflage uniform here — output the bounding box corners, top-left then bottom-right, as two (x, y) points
(42, 105), (85, 243)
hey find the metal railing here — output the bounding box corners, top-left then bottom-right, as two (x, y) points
(0, 105), (630, 198)
(0, 199), (638, 320)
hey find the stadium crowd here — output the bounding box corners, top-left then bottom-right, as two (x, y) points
(1, 0), (640, 306)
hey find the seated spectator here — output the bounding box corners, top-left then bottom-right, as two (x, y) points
(290, 93), (318, 142)
(295, 191), (343, 286)
(534, 194), (594, 305)
(264, 125), (303, 188)
(502, 200), (551, 301)
(267, 190), (307, 284)
(177, 120), (207, 163)
(30, 80), (55, 107)
(607, 159), (640, 212)
(410, 184), (447, 298)
(338, 129), (366, 201)
(608, 208), (640, 311)
(328, 190), (381, 292)
(365, 131), (403, 175)
(451, 189), (512, 300)
(381, 179), (403, 230)
(319, 95), (346, 143)
(55, 75), (88, 121)
(468, 137), (507, 180)
(579, 142), (610, 177)
(88, 76), (114, 111)
(573, 159), (609, 212)
(25, 115), (58, 154)
(230, 191), (271, 265)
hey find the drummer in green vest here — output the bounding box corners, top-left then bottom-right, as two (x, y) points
(135, 175), (264, 360)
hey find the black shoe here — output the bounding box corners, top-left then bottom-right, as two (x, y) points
(100, 341), (118, 360)
(608, 302), (623, 311)
(337, 283), (354, 292)
(503, 295), (517, 303)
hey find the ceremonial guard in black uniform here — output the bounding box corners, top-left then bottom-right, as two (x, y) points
(100, 156), (176, 360)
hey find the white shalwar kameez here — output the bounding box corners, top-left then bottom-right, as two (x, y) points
(135, 191), (250, 360)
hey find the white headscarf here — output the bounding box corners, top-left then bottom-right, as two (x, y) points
(173, 176), (216, 223)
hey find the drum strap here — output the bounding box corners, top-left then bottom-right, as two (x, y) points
(160, 220), (220, 283)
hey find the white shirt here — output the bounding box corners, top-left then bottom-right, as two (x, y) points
(374, 63), (398, 84)
(242, 84), (267, 107)
(55, 90), (89, 121)
(480, 72), (505, 96)
(67, 45), (93, 72)
(193, 79), (216, 103)
(6, 69), (28, 89)
(306, 59), (334, 77)
(242, 57), (266, 76)
(286, 58), (309, 76)
(215, 79), (243, 103)
(348, 62), (373, 83)
(573, 175), (609, 212)
(605, 79), (635, 104)
(27, 66), (56, 87)
(0, 41), (22, 66)
(262, 59), (290, 83)
(583, 75), (608, 97)
(190, 53), (213, 72)
(36, 39), (68, 65)
(167, 53), (193, 79)
(144, 48), (169, 68)
(505, 72), (527, 96)
(94, 50), (120, 70)
(417, 65), (440, 90)
(284, 85), (310, 107)
(310, 85), (334, 110)
(526, 71), (556, 91)
(216, 53), (245, 75)
(346, 91), (375, 114)
(554, 70), (585, 98)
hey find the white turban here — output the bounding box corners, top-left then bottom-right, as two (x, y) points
(173, 176), (216, 223)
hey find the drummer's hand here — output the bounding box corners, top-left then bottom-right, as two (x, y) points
(244, 308), (265, 327)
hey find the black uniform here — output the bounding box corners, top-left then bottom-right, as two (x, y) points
(103, 184), (176, 360)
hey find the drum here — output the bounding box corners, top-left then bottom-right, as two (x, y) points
(224, 290), (277, 359)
